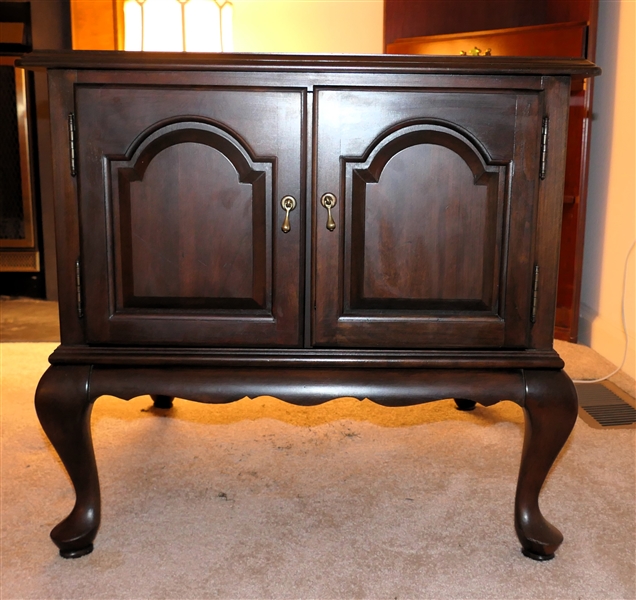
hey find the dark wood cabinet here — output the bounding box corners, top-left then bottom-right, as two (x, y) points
(21, 51), (599, 561)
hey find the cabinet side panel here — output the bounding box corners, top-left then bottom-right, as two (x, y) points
(531, 76), (571, 349)
(47, 70), (84, 344)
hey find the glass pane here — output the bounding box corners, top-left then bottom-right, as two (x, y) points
(143, 0), (183, 51)
(184, 0), (222, 52)
(220, 2), (234, 51)
(123, 1), (142, 51)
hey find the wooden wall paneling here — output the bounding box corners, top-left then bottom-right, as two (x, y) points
(545, 0), (593, 25)
(386, 21), (588, 58)
(384, 0), (548, 47)
(553, 0), (598, 341)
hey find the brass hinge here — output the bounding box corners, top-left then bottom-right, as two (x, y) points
(68, 113), (77, 177)
(539, 116), (549, 180)
(75, 258), (84, 318)
(531, 265), (539, 324)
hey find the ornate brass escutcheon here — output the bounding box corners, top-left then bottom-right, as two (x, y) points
(280, 195), (297, 233)
(320, 193), (337, 231)
(460, 47), (492, 56)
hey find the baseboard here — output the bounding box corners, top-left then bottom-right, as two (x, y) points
(579, 303), (635, 380)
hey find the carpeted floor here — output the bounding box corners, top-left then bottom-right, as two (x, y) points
(0, 298), (61, 343)
(1, 340), (635, 600)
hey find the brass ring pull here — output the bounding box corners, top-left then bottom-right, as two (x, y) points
(280, 195), (296, 233)
(320, 193), (337, 231)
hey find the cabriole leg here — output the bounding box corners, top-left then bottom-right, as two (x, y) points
(35, 365), (100, 558)
(515, 370), (577, 560)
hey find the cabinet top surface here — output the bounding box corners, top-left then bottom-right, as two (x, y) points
(19, 50), (600, 76)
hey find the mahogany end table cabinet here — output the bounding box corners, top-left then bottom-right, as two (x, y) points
(20, 51), (599, 560)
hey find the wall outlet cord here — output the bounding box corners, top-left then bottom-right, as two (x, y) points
(573, 239), (636, 384)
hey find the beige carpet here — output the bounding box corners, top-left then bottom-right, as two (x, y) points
(1, 342), (635, 600)
(0, 299), (61, 343)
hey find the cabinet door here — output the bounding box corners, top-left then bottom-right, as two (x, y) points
(313, 88), (542, 348)
(76, 84), (303, 346)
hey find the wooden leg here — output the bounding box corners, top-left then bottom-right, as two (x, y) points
(515, 370), (577, 561)
(151, 394), (174, 409)
(454, 398), (476, 411)
(35, 366), (100, 558)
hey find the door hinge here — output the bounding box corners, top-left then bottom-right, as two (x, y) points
(539, 116), (549, 180)
(68, 113), (77, 177)
(530, 265), (539, 324)
(75, 258), (84, 319)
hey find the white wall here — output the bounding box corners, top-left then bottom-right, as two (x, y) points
(579, 0), (636, 379)
(232, 0), (384, 54)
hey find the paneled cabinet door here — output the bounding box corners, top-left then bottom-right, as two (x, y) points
(313, 88), (543, 348)
(75, 84), (304, 346)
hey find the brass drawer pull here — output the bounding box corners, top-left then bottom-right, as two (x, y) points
(320, 193), (337, 231)
(280, 195), (296, 233)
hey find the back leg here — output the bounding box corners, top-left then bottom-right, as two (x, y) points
(151, 395), (174, 409)
(454, 398), (477, 411)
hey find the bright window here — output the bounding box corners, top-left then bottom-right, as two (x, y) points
(123, 0), (233, 52)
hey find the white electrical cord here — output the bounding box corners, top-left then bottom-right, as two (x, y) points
(572, 239), (636, 384)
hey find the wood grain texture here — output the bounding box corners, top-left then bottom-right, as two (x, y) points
(116, 127), (265, 308)
(353, 138), (495, 307)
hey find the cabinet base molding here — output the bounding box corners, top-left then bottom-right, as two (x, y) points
(36, 365), (576, 561)
(49, 346), (565, 370)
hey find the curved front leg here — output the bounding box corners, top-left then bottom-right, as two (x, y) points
(35, 365), (99, 558)
(515, 370), (577, 560)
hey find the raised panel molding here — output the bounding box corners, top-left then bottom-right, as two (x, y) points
(344, 122), (507, 314)
(108, 119), (273, 313)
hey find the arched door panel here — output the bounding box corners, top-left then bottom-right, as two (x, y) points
(313, 89), (542, 348)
